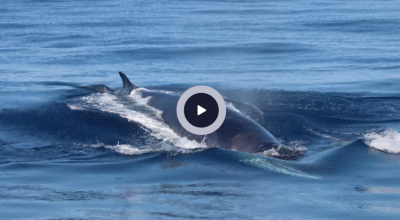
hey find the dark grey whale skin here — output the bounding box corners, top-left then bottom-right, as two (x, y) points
(119, 72), (299, 159)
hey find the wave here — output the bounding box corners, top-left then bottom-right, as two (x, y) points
(364, 129), (400, 154)
(238, 153), (320, 179)
(3, 85), (400, 164)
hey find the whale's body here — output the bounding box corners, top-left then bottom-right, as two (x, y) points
(119, 72), (299, 159)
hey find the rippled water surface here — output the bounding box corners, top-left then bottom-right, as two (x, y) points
(1, 0), (400, 219)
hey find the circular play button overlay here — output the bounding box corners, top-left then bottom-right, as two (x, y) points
(184, 93), (219, 128)
(177, 86), (226, 135)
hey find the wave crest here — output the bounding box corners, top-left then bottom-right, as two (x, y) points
(364, 129), (400, 153)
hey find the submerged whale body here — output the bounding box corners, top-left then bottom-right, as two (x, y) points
(118, 72), (300, 160)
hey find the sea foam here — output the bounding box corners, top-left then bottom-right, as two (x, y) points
(68, 91), (208, 155)
(364, 129), (400, 153)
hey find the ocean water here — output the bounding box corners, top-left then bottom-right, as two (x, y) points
(1, 0), (400, 219)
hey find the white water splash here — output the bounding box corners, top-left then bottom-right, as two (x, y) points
(364, 129), (400, 153)
(260, 143), (307, 158)
(286, 140), (308, 151)
(68, 91), (207, 155)
(261, 148), (280, 156)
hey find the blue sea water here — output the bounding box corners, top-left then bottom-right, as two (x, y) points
(1, 0), (400, 219)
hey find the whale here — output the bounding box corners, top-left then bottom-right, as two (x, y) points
(118, 72), (300, 159)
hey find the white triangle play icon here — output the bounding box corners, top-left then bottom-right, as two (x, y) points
(197, 105), (206, 116)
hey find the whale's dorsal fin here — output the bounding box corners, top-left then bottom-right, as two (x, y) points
(119, 71), (136, 94)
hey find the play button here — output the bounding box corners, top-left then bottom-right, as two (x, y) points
(183, 92), (219, 128)
(177, 86), (226, 135)
(198, 105), (206, 115)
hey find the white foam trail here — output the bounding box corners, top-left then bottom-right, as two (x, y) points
(89, 143), (155, 155)
(87, 142), (202, 155)
(239, 156), (320, 179)
(68, 91), (207, 155)
(364, 129), (400, 153)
